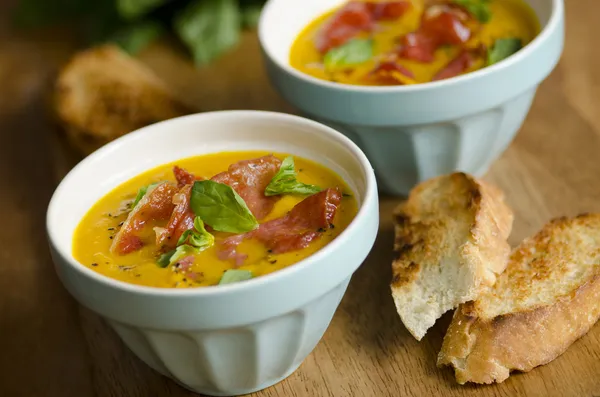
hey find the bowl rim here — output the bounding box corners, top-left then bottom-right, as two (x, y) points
(258, 0), (564, 93)
(46, 110), (378, 298)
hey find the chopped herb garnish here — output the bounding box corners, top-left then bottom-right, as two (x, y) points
(107, 227), (115, 231)
(91, 263), (98, 267)
(488, 38), (522, 65)
(342, 193), (352, 198)
(324, 38), (373, 71)
(317, 227), (326, 233)
(109, 236), (114, 240)
(452, 0), (492, 23)
(269, 259), (277, 264)
(329, 223), (335, 229)
(156, 245), (197, 268)
(218, 269), (253, 285)
(177, 217), (215, 250)
(264, 156), (322, 196)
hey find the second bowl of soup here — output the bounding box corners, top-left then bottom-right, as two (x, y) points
(259, 0), (564, 195)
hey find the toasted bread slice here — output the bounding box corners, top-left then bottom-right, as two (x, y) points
(54, 45), (194, 155)
(438, 214), (600, 384)
(391, 173), (513, 340)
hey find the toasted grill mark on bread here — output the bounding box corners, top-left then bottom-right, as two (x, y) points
(391, 261), (420, 287)
(390, 173), (513, 340)
(438, 214), (600, 384)
(54, 45), (194, 155)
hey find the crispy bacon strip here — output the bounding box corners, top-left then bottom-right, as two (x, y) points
(367, 60), (415, 85)
(399, 4), (471, 63)
(399, 32), (438, 62)
(211, 155), (282, 220)
(366, 1), (411, 21)
(155, 184), (196, 249)
(432, 50), (475, 81)
(421, 5), (471, 45)
(217, 188), (342, 265)
(173, 166), (205, 188)
(315, 2), (373, 53)
(111, 182), (178, 255)
(316, 1), (412, 54)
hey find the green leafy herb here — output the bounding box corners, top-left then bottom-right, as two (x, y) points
(190, 180), (258, 233)
(175, 0), (241, 66)
(452, 0), (492, 23)
(156, 244), (197, 268)
(218, 269), (253, 285)
(117, 0), (167, 20)
(113, 20), (163, 54)
(487, 38), (523, 65)
(12, 0), (266, 66)
(324, 38), (373, 71)
(132, 181), (164, 208)
(177, 217), (215, 250)
(264, 157), (322, 196)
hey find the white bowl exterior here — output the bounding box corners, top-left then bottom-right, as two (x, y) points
(47, 111), (379, 395)
(259, 0), (565, 195)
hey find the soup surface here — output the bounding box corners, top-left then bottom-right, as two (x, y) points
(73, 151), (358, 288)
(290, 0), (539, 85)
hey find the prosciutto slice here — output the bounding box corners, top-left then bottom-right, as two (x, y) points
(316, 1), (411, 54)
(399, 4), (471, 62)
(218, 188), (342, 265)
(211, 155), (282, 220)
(432, 50), (475, 81)
(110, 182), (178, 255)
(315, 1), (373, 53)
(367, 60), (415, 85)
(173, 166), (204, 187)
(154, 184), (196, 249)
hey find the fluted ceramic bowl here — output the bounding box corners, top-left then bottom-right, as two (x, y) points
(46, 111), (378, 396)
(259, 0), (564, 195)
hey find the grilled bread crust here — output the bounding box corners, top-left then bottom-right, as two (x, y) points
(438, 214), (600, 384)
(54, 45), (193, 154)
(391, 173), (513, 340)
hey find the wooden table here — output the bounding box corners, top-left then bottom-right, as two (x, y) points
(2, 1), (600, 396)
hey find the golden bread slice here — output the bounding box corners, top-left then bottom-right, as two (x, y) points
(438, 214), (600, 384)
(54, 45), (194, 155)
(391, 173), (513, 340)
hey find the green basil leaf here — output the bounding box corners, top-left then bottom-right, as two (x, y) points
(177, 217), (215, 250)
(264, 156), (322, 196)
(117, 0), (167, 20)
(452, 0), (492, 23)
(324, 38), (373, 71)
(132, 181), (165, 208)
(190, 180), (258, 233)
(487, 38), (523, 66)
(218, 269), (253, 285)
(174, 0), (241, 66)
(113, 21), (163, 54)
(156, 245), (197, 268)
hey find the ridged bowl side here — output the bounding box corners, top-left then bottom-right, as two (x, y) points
(110, 277), (351, 396)
(315, 88), (537, 196)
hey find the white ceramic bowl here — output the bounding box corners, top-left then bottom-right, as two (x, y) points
(259, 0), (565, 196)
(46, 111), (379, 396)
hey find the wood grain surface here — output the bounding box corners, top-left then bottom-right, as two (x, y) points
(1, 1), (600, 396)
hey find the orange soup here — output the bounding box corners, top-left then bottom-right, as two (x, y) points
(290, 0), (539, 85)
(73, 151), (358, 288)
